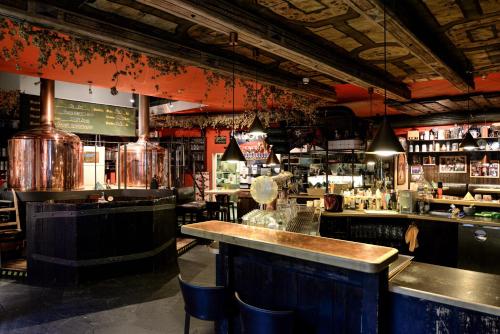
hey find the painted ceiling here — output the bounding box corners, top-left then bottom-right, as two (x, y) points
(0, 0), (500, 119)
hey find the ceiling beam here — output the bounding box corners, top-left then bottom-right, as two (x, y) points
(137, 0), (411, 101)
(343, 0), (474, 91)
(0, 0), (337, 101)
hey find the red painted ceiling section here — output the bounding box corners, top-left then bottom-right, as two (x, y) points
(1, 28), (500, 117)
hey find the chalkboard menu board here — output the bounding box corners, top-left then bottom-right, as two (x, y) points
(20, 94), (136, 136)
(55, 98), (136, 136)
(20, 94), (41, 129)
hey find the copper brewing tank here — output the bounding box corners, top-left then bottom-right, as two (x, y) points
(119, 95), (166, 188)
(8, 79), (83, 191)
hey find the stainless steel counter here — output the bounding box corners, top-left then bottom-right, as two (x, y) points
(322, 210), (500, 227)
(390, 262), (500, 316)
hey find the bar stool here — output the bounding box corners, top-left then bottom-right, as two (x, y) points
(235, 292), (294, 334)
(205, 201), (227, 221)
(215, 194), (236, 223)
(178, 275), (234, 334)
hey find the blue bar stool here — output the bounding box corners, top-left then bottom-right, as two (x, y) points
(235, 292), (294, 334)
(178, 275), (234, 334)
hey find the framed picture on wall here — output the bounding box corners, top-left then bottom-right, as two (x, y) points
(410, 174), (422, 182)
(439, 155), (467, 173)
(397, 154), (407, 185)
(470, 160), (499, 178)
(423, 156), (436, 165)
(410, 165), (423, 175)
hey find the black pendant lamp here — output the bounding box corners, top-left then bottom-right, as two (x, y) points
(266, 147), (280, 166)
(248, 48), (266, 136)
(221, 32), (246, 163)
(366, 2), (404, 157)
(459, 131), (478, 151)
(248, 114), (266, 135)
(459, 89), (478, 151)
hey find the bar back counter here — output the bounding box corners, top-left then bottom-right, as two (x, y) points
(18, 189), (177, 285)
(182, 221), (499, 334)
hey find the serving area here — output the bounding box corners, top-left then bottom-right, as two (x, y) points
(183, 220), (499, 333)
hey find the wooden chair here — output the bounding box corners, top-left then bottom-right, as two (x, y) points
(205, 201), (227, 221)
(0, 189), (23, 268)
(215, 194), (236, 223)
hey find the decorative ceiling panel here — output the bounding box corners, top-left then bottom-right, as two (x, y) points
(88, 0), (178, 33)
(422, 0), (464, 26)
(422, 0), (500, 76)
(257, 0), (350, 22)
(254, 0), (452, 84)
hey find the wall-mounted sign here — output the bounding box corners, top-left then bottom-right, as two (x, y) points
(215, 136), (227, 144)
(55, 98), (136, 136)
(20, 94), (136, 136)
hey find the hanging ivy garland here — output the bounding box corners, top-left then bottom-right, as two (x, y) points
(0, 16), (329, 128)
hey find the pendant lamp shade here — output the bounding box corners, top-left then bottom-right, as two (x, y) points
(221, 136), (246, 163)
(459, 131), (478, 151)
(221, 31), (246, 163)
(248, 114), (266, 135)
(266, 147), (280, 166)
(367, 118), (404, 156)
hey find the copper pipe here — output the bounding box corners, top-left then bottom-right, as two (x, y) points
(138, 94), (150, 140)
(40, 78), (55, 126)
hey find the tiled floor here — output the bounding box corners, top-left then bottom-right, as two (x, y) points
(0, 246), (215, 334)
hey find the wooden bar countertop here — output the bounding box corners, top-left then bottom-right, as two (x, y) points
(181, 221), (398, 273)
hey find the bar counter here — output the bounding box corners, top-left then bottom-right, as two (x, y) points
(183, 220), (397, 333)
(322, 209), (500, 227)
(182, 220), (398, 273)
(183, 221), (499, 333)
(25, 190), (178, 285)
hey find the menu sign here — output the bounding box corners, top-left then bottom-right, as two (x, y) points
(20, 94), (136, 136)
(20, 94), (41, 129)
(55, 99), (136, 136)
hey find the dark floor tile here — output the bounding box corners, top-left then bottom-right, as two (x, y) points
(0, 245), (215, 334)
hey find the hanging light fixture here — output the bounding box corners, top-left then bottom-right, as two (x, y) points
(248, 48), (266, 136)
(221, 32), (246, 163)
(266, 146), (280, 166)
(459, 88), (478, 151)
(364, 87), (377, 166)
(366, 2), (404, 157)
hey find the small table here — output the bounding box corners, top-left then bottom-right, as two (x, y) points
(205, 188), (241, 201)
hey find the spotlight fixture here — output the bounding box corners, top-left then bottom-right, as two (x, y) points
(88, 81), (93, 95)
(221, 32), (246, 163)
(110, 86), (118, 96)
(366, 2), (404, 157)
(302, 77), (310, 85)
